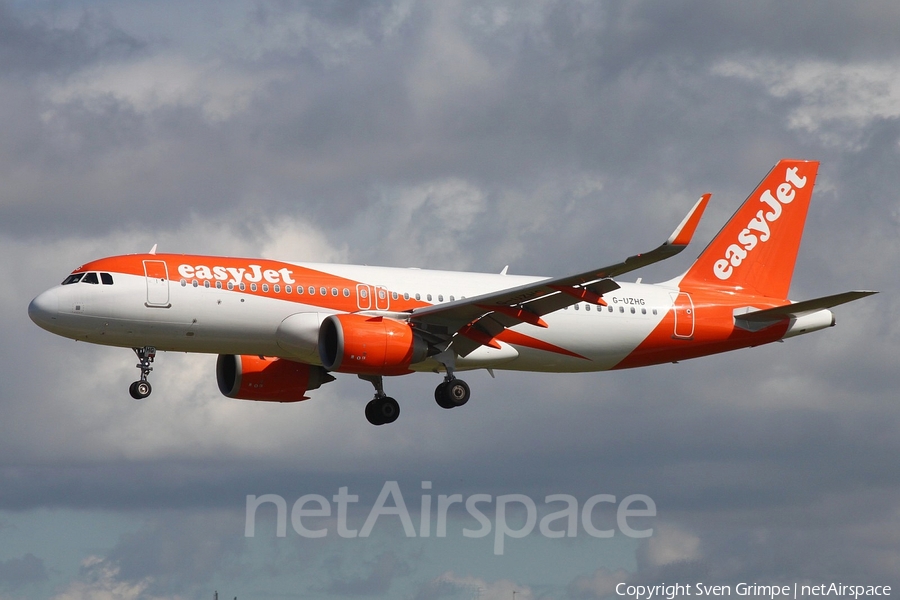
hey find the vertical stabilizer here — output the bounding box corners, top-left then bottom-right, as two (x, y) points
(679, 159), (819, 299)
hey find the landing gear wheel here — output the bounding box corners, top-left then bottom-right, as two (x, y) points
(365, 396), (400, 426)
(434, 379), (470, 408)
(446, 379), (470, 406)
(365, 399), (384, 425)
(434, 382), (453, 409)
(129, 380), (152, 399)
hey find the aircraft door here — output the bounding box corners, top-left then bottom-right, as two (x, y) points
(670, 292), (694, 339)
(375, 286), (390, 310)
(356, 284), (372, 310)
(144, 260), (171, 308)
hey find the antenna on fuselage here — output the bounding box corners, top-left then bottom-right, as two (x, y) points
(149, 244), (158, 255)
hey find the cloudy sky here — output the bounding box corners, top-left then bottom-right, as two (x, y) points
(3, 0), (900, 598)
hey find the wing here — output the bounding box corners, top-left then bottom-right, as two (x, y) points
(409, 194), (711, 356)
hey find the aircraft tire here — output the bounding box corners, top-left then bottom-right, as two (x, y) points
(366, 397), (400, 425)
(434, 382), (455, 409)
(365, 399), (385, 425)
(129, 381), (151, 399)
(446, 379), (470, 407)
(380, 397), (400, 424)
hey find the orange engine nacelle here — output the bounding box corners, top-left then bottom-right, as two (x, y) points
(318, 314), (427, 375)
(216, 355), (334, 402)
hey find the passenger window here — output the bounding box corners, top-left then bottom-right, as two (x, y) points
(309, 286), (315, 295)
(274, 284), (280, 293)
(585, 304), (591, 311)
(100, 273), (114, 285)
(227, 282), (234, 290)
(251, 283), (257, 292)
(619, 306), (624, 313)
(449, 295), (455, 302)
(608, 306), (613, 312)
(204, 280), (210, 288)
(285, 285), (292, 294)
(574, 304), (579, 310)
(216, 281), (223, 289)
(427, 294), (433, 301)
(438, 294), (444, 302)
(239, 283), (246, 291)
(320, 287), (327, 296)
(415, 293), (421, 301)
(641, 308), (646, 315)
(630, 307), (635, 314)
(331, 287), (338, 296)
(192, 280), (199, 287)
(404, 293), (410, 300)
(62, 273), (84, 285)
(392, 291), (398, 300)
(262, 284), (268, 292)
(344, 288), (350, 297)
(82, 272), (99, 284)
(652, 308), (658, 315)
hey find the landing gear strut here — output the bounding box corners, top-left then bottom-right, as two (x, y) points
(129, 346), (156, 399)
(359, 375), (400, 426)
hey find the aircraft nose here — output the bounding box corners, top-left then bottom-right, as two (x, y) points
(28, 288), (60, 329)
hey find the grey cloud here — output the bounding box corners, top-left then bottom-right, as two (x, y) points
(0, 552), (48, 590)
(0, 2), (141, 75)
(319, 551), (410, 596)
(105, 510), (246, 595)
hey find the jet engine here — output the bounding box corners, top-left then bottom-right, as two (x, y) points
(216, 354), (334, 402)
(318, 314), (427, 375)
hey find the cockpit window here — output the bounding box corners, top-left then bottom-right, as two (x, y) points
(62, 273), (84, 285)
(100, 272), (114, 285)
(82, 272), (100, 284)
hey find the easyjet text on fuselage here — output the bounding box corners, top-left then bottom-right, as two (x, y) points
(177, 263), (296, 287)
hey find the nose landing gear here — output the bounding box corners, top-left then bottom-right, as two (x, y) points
(129, 346), (156, 399)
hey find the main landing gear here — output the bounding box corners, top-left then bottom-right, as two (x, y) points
(129, 346), (156, 399)
(434, 358), (470, 410)
(359, 369), (472, 426)
(359, 375), (400, 426)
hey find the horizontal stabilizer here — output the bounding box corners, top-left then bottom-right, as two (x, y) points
(738, 290), (878, 323)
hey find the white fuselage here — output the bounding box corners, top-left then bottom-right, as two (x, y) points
(30, 261), (677, 373)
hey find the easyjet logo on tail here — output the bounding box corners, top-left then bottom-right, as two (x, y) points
(713, 167), (808, 281)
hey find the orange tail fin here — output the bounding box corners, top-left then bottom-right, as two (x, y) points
(679, 159), (819, 299)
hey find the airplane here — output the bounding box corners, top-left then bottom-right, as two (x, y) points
(28, 159), (876, 425)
